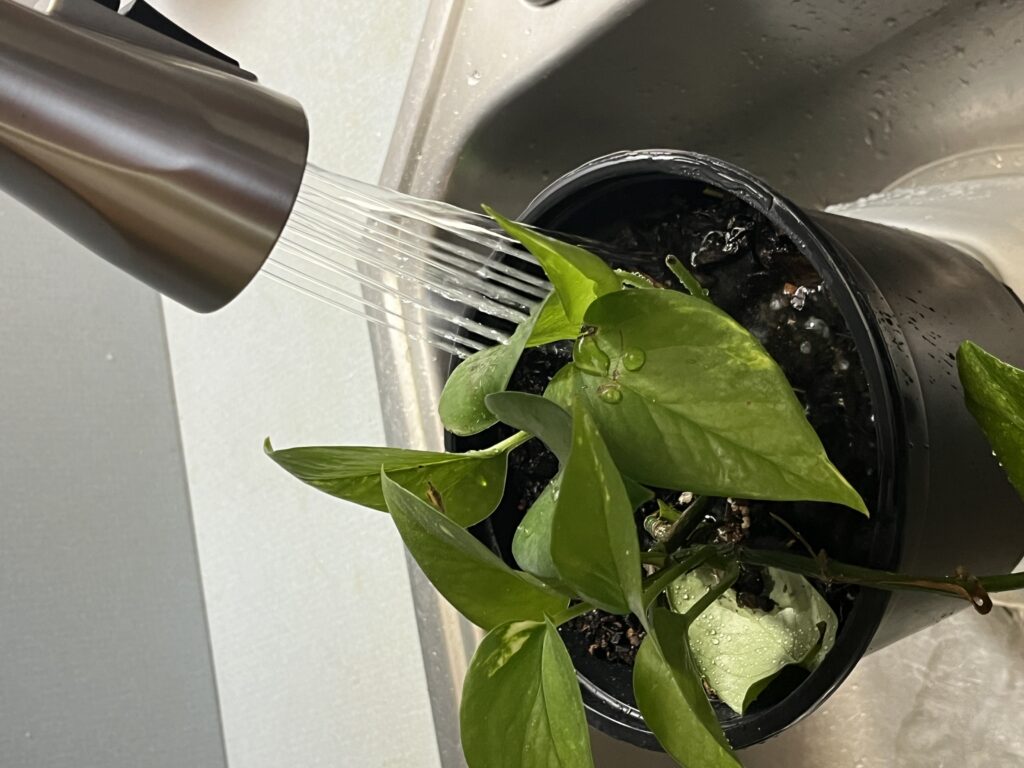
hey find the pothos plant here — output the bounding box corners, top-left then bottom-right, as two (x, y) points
(266, 208), (1024, 768)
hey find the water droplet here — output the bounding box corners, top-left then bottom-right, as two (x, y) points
(622, 348), (647, 371)
(467, 70), (482, 87)
(800, 341), (813, 354)
(104, 352), (115, 362)
(803, 317), (830, 338)
(598, 384), (623, 404)
(711, 638), (720, 645)
(769, 297), (785, 311)
(574, 334), (611, 376)
(884, 16), (897, 27)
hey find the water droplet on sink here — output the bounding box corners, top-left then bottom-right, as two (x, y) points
(467, 70), (482, 87)
(622, 348), (647, 371)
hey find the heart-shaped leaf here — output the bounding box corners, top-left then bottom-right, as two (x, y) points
(512, 477), (561, 582)
(440, 302), (543, 437)
(527, 292), (583, 347)
(265, 439), (507, 527)
(633, 608), (741, 768)
(575, 289), (868, 514)
(486, 391), (573, 462)
(487, 207), (621, 328)
(513, 474), (652, 585)
(381, 471), (566, 629)
(461, 618), (594, 768)
(544, 363), (578, 411)
(549, 400), (643, 616)
(958, 341), (1024, 500)
(668, 566), (838, 714)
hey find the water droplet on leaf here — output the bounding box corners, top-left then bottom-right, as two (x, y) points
(622, 348), (647, 371)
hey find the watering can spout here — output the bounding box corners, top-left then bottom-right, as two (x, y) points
(0, 0), (309, 312)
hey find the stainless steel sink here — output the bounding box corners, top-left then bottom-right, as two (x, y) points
(376, 1), (1024, 765)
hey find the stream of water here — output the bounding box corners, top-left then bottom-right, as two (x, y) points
(262, 165), (548, 357)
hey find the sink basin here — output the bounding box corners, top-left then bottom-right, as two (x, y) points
(376, 1), (1024, 765)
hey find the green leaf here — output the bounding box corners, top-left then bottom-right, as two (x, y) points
(544, 363), (578, 411)
(550, 400), (644, 616)
(381, 471), (566, 629)
(487, 207), (621, 327)
(575, 289), (868, 514)
(461, 618), (594, 768)
(265, 439), (507, 527)
(512, 478), (562, 582)
(486, 391), (572, 463)
(527, 292), (583, 347)
(668, 567), (837, 714)
(440, 304), (542, 437)
(633, 608), (741, 768)
(514, 471), (652, 585)
(957, 341), (1024, 500)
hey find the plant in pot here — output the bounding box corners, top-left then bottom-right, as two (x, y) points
(266, 151), (1024, 767)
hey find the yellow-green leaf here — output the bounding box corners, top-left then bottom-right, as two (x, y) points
(381, 471), (566, 629)
(668, 567), (837, 714)
(549, 400), (643, 616)
(461, 619), (594, 768)
(265, 439), (507, 527)
(958, 340), (1024, 500)
(634, 608), (741, 768)
(487, 207), (621, 328)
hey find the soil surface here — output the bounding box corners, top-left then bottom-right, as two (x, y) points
(460, 182), (880, 716)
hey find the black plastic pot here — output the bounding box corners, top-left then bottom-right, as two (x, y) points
(447, 150), (1024, 749)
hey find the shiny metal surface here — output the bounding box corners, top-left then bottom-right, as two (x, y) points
(0, 0), (308, 312)
(376, 1), (1024, 765)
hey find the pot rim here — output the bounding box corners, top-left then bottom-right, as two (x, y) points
(516, 149), (902, 749)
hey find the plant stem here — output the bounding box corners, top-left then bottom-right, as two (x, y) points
(551, 602), (595, 626)
(665, 255), (710, 302)
(642, 546), (715, 607)
(684, 560), (740, 624)
(658, 496), (711, 554)
(735, 547), (1002, 614)
(480, 430), (532, 456)
(976, 572), (1024, 593)
(615, 269), (661, 289)
(641, 551), (669, 566)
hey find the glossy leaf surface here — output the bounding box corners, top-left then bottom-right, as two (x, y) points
(633, 608), (741, 768)
(461, 619), (594, 768)
(487, 207), (620, 328)
(575, 289), (867, 514)
(549, 401), (643, 615)
(265, 439), (506, 526)
(486, 391), (572, 463)
(382, 472), (565, 629)
(440, 305), (540, 437)
(668, 566), (837, 713)
(527, 292), (582, 347)
(958, 341), (1024, 499)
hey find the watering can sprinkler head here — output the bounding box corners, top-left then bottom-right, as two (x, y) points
(0, 0), (310, 312)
